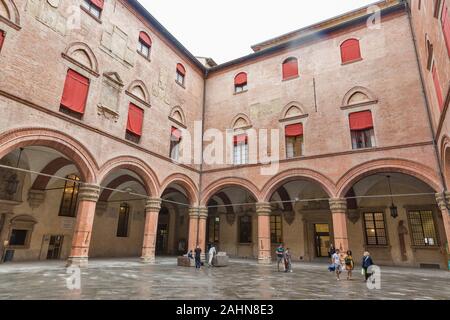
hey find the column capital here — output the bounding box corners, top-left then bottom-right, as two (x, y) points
(145, 198), (162, 212)
(198, 206), (208, 220)
(189, 207), (200, 218)
(78, 184), (100, 202)
(256, 202), (272, 216)
(329, 198), (347, 212)
(435, 193), (449, 211)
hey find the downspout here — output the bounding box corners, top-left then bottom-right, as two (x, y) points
(405, 1), (449, 194)
(197, 68), (208, 246)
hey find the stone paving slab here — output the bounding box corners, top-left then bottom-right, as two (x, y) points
(0, 258), (449, 300)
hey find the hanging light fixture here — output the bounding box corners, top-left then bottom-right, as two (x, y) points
(5, 148), (23, 196)
(387, 175), (398, 219)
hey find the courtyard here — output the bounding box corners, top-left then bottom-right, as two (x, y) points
(0, 258), (448, 300)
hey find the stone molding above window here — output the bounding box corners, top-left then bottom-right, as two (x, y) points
(61, 42), (100, 77)
(341, 86), (378, 110)
(7, 215), (37, 249)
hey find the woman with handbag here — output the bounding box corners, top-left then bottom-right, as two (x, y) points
(344, 250), (354, 280)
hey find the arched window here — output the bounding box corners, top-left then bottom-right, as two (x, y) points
(59, 174), (80, 217)
(138, 31), (152, 59)
(81, 0), (104, 19)
(176, 63), (186, 86)
(117, 203), (130, 237)
(282, 57), (299, 80)
(340, 39), (362, 64)
(234, 72), (248, 93)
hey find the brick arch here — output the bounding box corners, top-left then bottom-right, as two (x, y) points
(0, 127), (98, 183)
(261, 168), (336, 202)
(160, 173), (199, 206)
(98, 156), (159, 197)
(99, 175), (146, 202)
(336, 158), (443, 198)
(440, 135), (450, 187)
(200, 177), (261, 206)
(31, 157), (73, 190)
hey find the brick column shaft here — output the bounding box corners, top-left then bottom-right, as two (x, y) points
(256, 203), (272, 264)
(141, 198), (162, 264)
(329, 198), (349, 252)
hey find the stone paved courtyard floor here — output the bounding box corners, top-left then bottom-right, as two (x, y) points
(0, 257), (449, 300)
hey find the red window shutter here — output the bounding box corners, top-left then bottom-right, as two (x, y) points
(282, 58), (299, 80)
(0, 30), (4, 52)
(349, 111), (373, 130)
(171, 126), (182, 141)
(139, 31), (152, 47)
(432, 65), (444, 111)
(285, 123), (303, 137)
(442, 3), (450, 56)
(233, 134), (248, 145)
(234, 72), (247, 86)
(177, 63), (186, 76)
(60, 69), (90, 114)
(127, 103), (144, 136)
(91, 0), (104, 9)
(341, 39), (361, 63)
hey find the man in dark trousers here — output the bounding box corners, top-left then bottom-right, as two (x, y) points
(194, 245), (202, 269)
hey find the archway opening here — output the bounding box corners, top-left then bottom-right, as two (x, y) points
(205, 186), (257, 258)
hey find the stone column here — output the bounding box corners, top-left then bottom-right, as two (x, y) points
(141, 198), (162, 264)
(329, 198), (349, 252)
(187, 207), (199, 253)
(256, 202), (272, 264)
(198, 207), (208, 259)
(436, 193), (450, 270)
(67, 184), (100, 267)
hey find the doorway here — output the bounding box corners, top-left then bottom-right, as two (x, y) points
(314, 224), (330, 258)
(156, 224), (168, 254)
(46, 235), (64, 260)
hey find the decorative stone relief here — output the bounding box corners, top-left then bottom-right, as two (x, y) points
(347, 209), (360, 224)
(283, 210), (295, 225)
(26, 0), (67, 36)
(100, 24), (135, 67)
(97, 72), (123, 122)
(152, 68), (172, 105)
(27, 189), (46, 209)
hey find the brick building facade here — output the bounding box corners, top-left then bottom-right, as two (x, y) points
(0, 0), (449, 269)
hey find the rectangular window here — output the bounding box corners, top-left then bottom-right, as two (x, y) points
(207, 216), (220, 244)
(0, 30), (5, 52)
(81, 0), (102, 19)
(408, 210), (439, 246)
(233, 142), (249, 165)
(239, 215), (252, 244)
(235, 83), (248, 93)
(60, 69), (90, 117)
(170, 127), (182, 161)
(138, 41), (150, 58)
(176, 72), (185, 86)
(59, 175), (80, 217)
(126, 103), (144, 143)
(9, 229), (28, 246)
(285, 123), (304, 158)
(351, 129), (375, 149)
(432, 64), (444, 111)
(117, 204), (130, 238)
(349, 111), (375, 149)
(363, 212), (388, 245)
(270, 215), (283, 244)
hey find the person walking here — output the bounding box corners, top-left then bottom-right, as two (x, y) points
(275, 243), (285, 272)
(328, 244), (336, 263)
(362, 251), (374, 282)
(284, 248), (293, 273)
(344, 250), (354, 280)
(208, 244), (216, 267)
(331, 249), (342, 281)
(194, 245), (202, 269)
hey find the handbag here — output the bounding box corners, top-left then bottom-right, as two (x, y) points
(328, 264), (336, 272)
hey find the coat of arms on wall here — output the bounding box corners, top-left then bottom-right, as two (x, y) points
(283, 211), (295, 225)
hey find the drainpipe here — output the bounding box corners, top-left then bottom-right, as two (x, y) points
(197, 69), (208, 246)
(405, 1), (448, 194)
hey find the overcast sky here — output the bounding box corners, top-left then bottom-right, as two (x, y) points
(139, 0), (377, 64)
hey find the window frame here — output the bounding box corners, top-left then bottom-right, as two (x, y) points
(270, 215), (283, 244)
(282, 57), (299, 81)
(58, 174), (80, 218)
(351, 128), (375, 150)
(233, 138), (249, 165)
(81, 0), (102, 21)
(116, 202), (130, 238)
(340, 38), (362, 65)
(363, 211), (388, 246)
(407, 209), (440, 247)
(238, 215), (252, 244)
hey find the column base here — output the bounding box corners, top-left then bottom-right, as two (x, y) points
(258, 256), (272, 265)
(66, 256), (89, 268)
(140, 256), (156, 264)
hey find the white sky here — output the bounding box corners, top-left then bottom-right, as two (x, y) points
(139, 0), (377, 64)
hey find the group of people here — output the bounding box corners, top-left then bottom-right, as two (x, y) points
(275, 244), (293, 273)
(328, 244), (374, 281)
(186, 244), (217, 269)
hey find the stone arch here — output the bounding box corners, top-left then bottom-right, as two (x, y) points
(64, 42), (99, 74)
(0, 0), (20, 27)
(160, 173), (199, 206)
(261, 168), (336, 202)
(98, 156), (159, 197)
(126, 80), (150, 104)
(0, 127), (98, 183)
(169, 106), (186, 126)
(201, 177), (261, 206)
(342, 86), (378, 108)
(280, 101), (306, 120)
(230, 113), (251, 129)
(336, 158), (443, 198)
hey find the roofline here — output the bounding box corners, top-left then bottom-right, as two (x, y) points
(250, 0), (392, 51)
(208, 1), (406, 74)
(126, 0), (207, 73)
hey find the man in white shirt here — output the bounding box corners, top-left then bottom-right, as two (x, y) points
(332, 249), (342, 281)
(208, 244), (217, 267)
